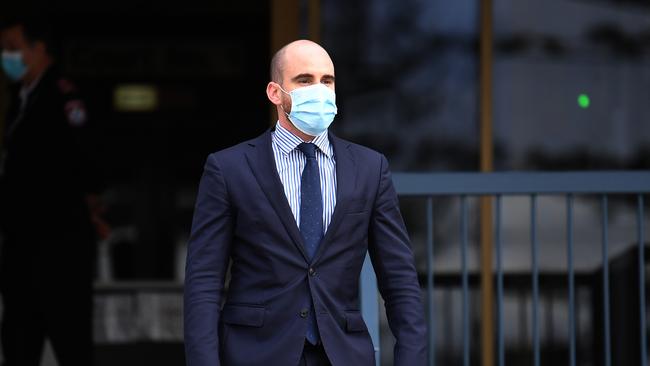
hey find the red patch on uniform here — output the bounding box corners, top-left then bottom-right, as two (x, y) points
(64, 100), (87, 126)
(57, 78), (77, 94)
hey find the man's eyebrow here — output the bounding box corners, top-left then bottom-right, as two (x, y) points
(291, 73), (314, 81)
(322, 74), (335, 81)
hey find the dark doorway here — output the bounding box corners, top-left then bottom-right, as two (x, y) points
(52, 2), (271, 280)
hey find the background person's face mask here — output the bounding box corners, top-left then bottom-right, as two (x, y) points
(1, 51), (28, 82)
(279, 83), (338, 137)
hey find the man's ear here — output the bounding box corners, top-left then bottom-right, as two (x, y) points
(266, 82), (282, 106)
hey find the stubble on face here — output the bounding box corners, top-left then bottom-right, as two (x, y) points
(280, 89), (292, 115)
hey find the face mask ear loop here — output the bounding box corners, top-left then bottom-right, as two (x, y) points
(277, 82), (292, 118)
(280, 104), (291, 119)
(276, 82), (290, 95)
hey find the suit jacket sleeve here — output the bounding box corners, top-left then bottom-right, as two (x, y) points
(184, 154), (233, 366)
(368, 154), (427, 366)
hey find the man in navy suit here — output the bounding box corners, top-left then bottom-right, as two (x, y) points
(184, 40), (426, 366)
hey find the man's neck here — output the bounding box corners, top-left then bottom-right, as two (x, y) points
(277, 116), (315, 142)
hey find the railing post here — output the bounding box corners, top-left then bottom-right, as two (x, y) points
(637, 195), (646, 366)
(427, 197), (436, 366)
(601, 195), (611, 366)
(461, 196), (471, 366)
(567, 194), (576, 366)
(531, 194), (540, 366)
(480, 196), (495, 366)
(495, 195), (504, 366)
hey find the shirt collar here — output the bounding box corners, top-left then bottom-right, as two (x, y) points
(273, 121), (333, 158)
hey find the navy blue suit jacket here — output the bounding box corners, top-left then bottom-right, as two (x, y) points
(184, 129), (426, 366)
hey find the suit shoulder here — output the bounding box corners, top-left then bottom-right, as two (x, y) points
(349, 141), (382, 158)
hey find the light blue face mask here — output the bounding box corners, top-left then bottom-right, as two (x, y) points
(1, 51), (28, 82)
(280, 83), (338, 137)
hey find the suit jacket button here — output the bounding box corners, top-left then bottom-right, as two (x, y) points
(309, 267), (316, 276)
(300, 309), (309, 318)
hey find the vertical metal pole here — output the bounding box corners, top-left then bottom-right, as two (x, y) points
(567, 195), (576, 366)
(602, 195), (611, 366)
(427, 197), (436, 366)
(479, 0), (494, 169)
(308, 0), (321, 42)
(461, 196), (470, 366)
(531, 195), (540, 366)
(496, 195), (504, 366)
(270, 0), (300, 124)
(270, 0), (300, 56)
(479, 0), (495, 363)
(638, 195), (647, 366)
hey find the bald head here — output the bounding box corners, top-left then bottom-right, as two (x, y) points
(270, 40), (334, 84)
(270, 45), (287, 83)
(266, 40), (336, 140)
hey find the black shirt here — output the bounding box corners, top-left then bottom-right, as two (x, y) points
(0, 66), (98, 239)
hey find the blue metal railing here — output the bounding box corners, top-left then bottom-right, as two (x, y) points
(360, 171), (650, 366)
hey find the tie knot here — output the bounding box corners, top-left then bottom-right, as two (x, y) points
(298, 142), (317, 159)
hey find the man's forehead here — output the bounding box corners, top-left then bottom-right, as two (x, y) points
(282, 55), (334, 78)
(284, 43), (332, 64)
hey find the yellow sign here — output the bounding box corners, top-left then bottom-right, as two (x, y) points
(114, 84), (159, 112)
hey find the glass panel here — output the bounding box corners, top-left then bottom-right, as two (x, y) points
(493, 0), (650, 170)
(323, 0), (479, 171)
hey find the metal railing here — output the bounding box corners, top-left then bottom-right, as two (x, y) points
(359, 171), (650, 366)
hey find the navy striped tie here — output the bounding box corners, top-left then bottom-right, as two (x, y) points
(298, 142), (322, 344)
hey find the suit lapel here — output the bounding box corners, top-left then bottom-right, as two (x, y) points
(245, 130), (309, 262)
(312, 132), (357, 263)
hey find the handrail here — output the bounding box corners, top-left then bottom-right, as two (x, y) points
(393, 171), (650, 195)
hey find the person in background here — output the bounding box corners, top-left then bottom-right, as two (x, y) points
(184, 39), (426, 366)
(0, 16), (108, 366)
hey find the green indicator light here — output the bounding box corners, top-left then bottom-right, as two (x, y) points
(578, 94), (590, 109)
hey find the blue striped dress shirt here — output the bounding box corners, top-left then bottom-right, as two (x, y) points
(271, 122), (337, 234)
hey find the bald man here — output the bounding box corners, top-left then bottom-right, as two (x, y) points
(184, 40), (426, 366)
